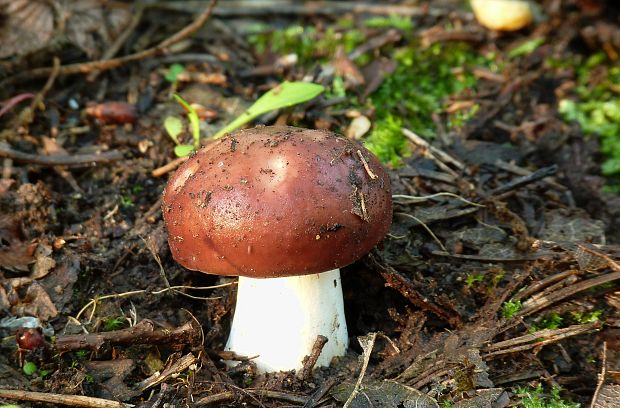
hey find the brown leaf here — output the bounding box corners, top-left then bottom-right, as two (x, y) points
(0, 242), (36, 272)
(11, 281), (58, 321)
(65, 0), (132, 59)
(593, 384), (620, 408)
(0, 211), (37, 272)
(361, 57), (397, 101)
(30, 242), (56, 279)
(39, 252), (79, 313)
(332, 48), (365, 89)
(0, 0), (54, 58)
(0, 213), (23, 243)
(0, 285), (9, 311)
(0, 0), (131, 59)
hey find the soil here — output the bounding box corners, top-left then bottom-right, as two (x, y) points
(0, 1), (619, 407)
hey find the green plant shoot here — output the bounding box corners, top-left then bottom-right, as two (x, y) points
(508, 38), (545, 59)
(167, 94), (201, 157)
(213, 81), (324, 139)
(165, 82), (324, 157)
(165, 63), (185, 83)
(164, 116), (183, 145)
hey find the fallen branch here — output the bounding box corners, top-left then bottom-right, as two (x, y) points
(0, 389), (133, 408)
(517, 271), (620, 318)
(343, 333), (377, 408)
(0, 143), (123, 167)
(298, 335), (328, 380)
(195, 389), (307, 406)
(369, 254), (463, 328)
(154, 1), (449, 17)
(489, 164), (559, 196)
(483, 322), (601, 358)
(134, 353), (197, 392)
(55, 320), (201, 353)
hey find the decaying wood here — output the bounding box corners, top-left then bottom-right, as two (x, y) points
(0, 389), (133, 408)
(134, 353), (198, 392)
(0, 143), (124, 167)
(55, 319), (201, 353)
(369, 254), (463, 328)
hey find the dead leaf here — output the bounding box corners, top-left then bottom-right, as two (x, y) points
(30, 242), (56, 279)
(593, 384), (620, 408)
(453, 388), (509, 408)
(0, 285), (9, 311)
(0, 0), (54, 58)
(0, 213), (36, 272)
(0, 0), (131, 59)
(361, 57), (397, 100)
(332, 47), (365, 89)
(39, 252), (79, 313)
(83, 359), (139, 401)
(0, 179), (14, 197)
(11, 281), (58, 321)
(0, 242), (36, 272)
(331, 380), (439, 408)
(0, 213), (23, 243)
(66, 1), (131, 58)
(539, 209), (605, 243)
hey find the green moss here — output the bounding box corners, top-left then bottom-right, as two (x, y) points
(465, 273), (485, 288)
(363, 114), (409, 167)
(363, 15), (413, 31)
(364, 42), (493, 165)
(248, 25), (493, 166)
(529, 312), (563, 333)
(247, 25), (364, 66)
(570, 309), (602, 324)
(103, 316), (126, 331)
(517, 384), (579, 408)
(558, 53), (620, 186)
(502, 299), (522, 318)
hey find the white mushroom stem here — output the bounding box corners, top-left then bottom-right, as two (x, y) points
(225, 269), (348, 373)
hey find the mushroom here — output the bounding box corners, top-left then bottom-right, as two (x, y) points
(162, 126), (392, 373)
(470, 0), (534, 32)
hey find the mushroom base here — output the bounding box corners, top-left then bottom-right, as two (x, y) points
(225, 269), (349, 373)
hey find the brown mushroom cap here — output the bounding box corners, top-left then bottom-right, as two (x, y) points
(162, 126), (392, 278)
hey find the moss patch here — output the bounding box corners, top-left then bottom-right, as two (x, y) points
(364, 43), (494, 165)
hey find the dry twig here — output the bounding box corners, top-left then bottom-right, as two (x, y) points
(298, 335), (329, 380)
(134, 353), (198, 392)
(155, 1), (449, 17)
(0, 389), (132, 408)
(0, 142), (123, 167)
(195, 389), (306, 406)
(484, 322), (601, 358)
(591, 342), (607, 408)
(343, 333), (377, 408)
(55, 320), (201, 353)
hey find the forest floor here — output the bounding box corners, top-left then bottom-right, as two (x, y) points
(0, 1), (619, 407)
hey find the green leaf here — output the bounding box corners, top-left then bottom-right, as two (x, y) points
(165, 63), (185, 82)
(174, 144), (195, 157)
(213, 81), (324, 139)
(508, 38), (545, 59)
(23, 361), (38, 376)
(173, 94), (201, 147)
(164, 116), (183, 145)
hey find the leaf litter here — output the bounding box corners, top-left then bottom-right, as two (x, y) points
(0, 1), (620, 407)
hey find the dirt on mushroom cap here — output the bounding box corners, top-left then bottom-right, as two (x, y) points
(162, 126), (392, 278)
